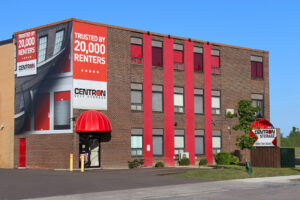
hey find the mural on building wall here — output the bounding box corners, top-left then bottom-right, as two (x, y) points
(14, 21), (108, 135)
(14, 22), (73, 134)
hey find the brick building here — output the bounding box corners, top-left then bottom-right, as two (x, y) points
(0, 18), (269, 169)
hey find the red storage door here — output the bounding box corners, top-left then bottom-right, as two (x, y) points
(34, 93), (50, 131)
(19, 138), (26, 167)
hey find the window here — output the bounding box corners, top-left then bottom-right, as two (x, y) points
(38, 36), (48, 63)
(131, 83), (143, 111)
(174, 44), (184, 70)
(251, 56), (263, 79)
(152, 85), (163, 112)
(131, 37), (143, 64)
(175, 130), (185, 155)
(53, 30), (64, 55)
(54, 91), (71, 130)
(195, 130), (205, 155)
(194, 47), (203, 72)
(152, 40), (163, 67)
(174, 87), (184, 113)
(211, 49), (220, 74)
(251, 94), (264, 117)
(153, 129), (163, 156)
(194, 89), (204, 114)
(212, 90), (221, 115)
(131, 129), (143, 156)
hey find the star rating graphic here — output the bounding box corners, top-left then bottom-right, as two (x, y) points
(81, 68), (100, 74)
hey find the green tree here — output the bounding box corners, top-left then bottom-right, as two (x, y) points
(232, 100), (260, 162)
(281, 127), (300, 147)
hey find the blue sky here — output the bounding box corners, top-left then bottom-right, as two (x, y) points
(1, 0), (299, 136)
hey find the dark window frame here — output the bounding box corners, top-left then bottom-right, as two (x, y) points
(194, 92), (204, 115)
(130, 37), (143, 65)
(152, 40), (163, 68)
(152, 87), (164, 112)
(251, 61), (264, 80)
(212, 136), (222, 155)
(131, 83), (143, 112)
(131, 134), (144, 157)
(195, 135), (205, 155)
(174, 87), (184, 114)
(212, 91), (221, 115)
(194, 52), (203, 73)
(174, 134), (185, 155)
(153, 133), (164, 156)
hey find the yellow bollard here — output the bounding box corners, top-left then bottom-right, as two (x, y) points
(70, 154), (73, 172)
(80, 154), (85, 172)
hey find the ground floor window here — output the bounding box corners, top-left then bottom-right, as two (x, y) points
(153, 135), (163, 156)
(175, 135), (185, 155)
(131, 135), (143, 156)
(212, 136), (221, 154)
(195, 136), (205, 155)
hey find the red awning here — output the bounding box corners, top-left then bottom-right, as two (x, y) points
(75, 110), (112, 133)
(251, 118), (274, 129)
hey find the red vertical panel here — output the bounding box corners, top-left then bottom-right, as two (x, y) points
(164, 37), (175, 166)
(184, 40), (195, 165)
(143, 33), (153, 167)
(54, 91), (71, 101)
(34, 93), (50, 131)
(19, 138), (26, 167)
(204, 43), (213, 164)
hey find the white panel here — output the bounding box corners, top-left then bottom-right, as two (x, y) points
(54, 100), (70, 126)
(175, 136), (184, 148)
(194, 47), (203, 53)
(174, 94), (183, 106)
(73, 79), (107, 110)
(152, 40), (162, 48)
(131, 136), (142, 148)
(213, 137), (221, 148)
(212, 97), (220, 108)
(131, 37), (142, 45)
(173, 43), (183, 51)
(251, 56), (263, 62)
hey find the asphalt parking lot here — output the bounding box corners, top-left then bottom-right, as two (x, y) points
(0, 168), (211, 200)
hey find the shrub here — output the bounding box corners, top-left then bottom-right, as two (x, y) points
(199, 158), (208, 166)
(179, 158), (190, 166)
(214, 152), (239, 165)
(155, 161), (165, 168)
(128, 159), (144, 169)
(230, 155), (239, 165)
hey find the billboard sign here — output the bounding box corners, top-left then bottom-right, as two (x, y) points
(16, 31), (37, 77)
(73, 21), (107, 110)
(251, 129), (277, 147)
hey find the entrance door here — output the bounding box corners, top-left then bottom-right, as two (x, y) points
(89, 138), (100, 167)
(19, 138), (26, 167)
(79, 135), (100, 168)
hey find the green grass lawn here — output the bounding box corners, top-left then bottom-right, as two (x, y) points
(168, 165), (300, 180)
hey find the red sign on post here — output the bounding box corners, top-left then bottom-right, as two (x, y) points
(17, 31), (37, 77)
